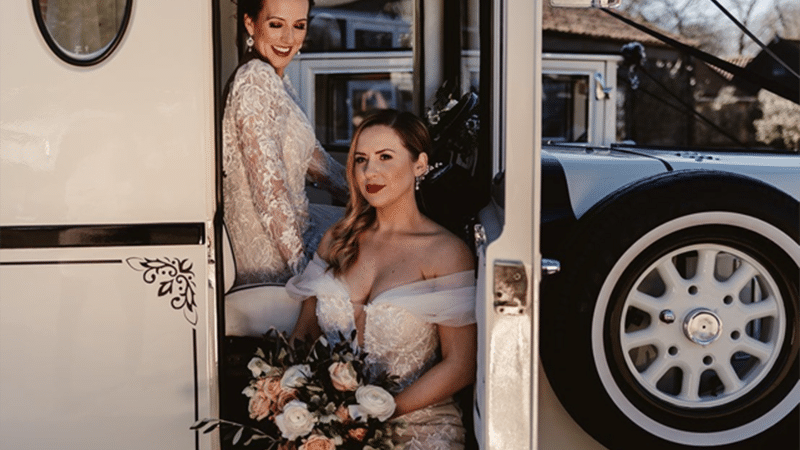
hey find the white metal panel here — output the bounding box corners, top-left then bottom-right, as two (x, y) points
(0, 245), (216, 449)
(0, 1), (215, 226)
(545, 148), (667, 218)
(653, 151), (800, 201)
(476, 0), (541, 448)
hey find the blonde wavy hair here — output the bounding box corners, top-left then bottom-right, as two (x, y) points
(324, 109), (431, 276)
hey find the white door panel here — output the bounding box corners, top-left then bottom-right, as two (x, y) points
(0, 245), (216, 449)
(0, 0), (215, 226)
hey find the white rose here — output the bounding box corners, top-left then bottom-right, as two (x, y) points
(328, 361), (359, 391)
(281, 364), (310, 390)
(274, 400), (316, 440)
(247, 357), (272, 378)
(348, 385), (396, 422)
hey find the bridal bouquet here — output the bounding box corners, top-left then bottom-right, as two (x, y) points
(193, 329), (403, 450)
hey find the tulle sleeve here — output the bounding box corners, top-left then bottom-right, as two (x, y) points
(375, 271), (477, 328)
(285, 253), (346, 301)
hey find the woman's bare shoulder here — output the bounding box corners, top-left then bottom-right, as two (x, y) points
(316, 227), (336, 260)
(424, 223), (475, 275)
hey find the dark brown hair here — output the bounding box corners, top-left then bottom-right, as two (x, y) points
(237, 0), (315, 26)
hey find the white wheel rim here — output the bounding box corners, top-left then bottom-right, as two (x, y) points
(591, 212), (800, 445)
(620, 243), (785, 409)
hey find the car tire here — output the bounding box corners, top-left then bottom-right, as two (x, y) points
(541, 170), (800, 449)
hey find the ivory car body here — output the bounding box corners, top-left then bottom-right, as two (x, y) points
(1, 0), (798, 449)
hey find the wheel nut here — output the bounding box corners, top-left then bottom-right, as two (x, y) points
(660, 310), (676, 324)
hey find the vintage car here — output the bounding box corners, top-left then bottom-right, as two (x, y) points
(1, 0), (797, 449)
(536, 144), (798, 448)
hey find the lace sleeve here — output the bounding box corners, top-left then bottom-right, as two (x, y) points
(307, 140), (349, 204)
(232, 67), (307, 275)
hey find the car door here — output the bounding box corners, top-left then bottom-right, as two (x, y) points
(474, 0), (541, 448)
(0, 1), (218, 448)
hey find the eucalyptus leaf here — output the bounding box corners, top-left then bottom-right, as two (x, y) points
(232, 427), (244, 445)
(190, 418), (212, 430)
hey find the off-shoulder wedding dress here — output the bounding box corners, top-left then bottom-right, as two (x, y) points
(287, 254), (477, 449)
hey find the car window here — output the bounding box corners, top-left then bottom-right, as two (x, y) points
(33, 0), (132, 66)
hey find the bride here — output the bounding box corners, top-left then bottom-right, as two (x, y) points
(287, 109), (477, 449)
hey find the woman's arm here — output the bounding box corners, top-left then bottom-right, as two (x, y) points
(233, 66), (307, 275)
(392, 225), (477, 416)
(288, 228), (335, 343)
(307, 140), (349, 204)
(392, 323), (477, 417)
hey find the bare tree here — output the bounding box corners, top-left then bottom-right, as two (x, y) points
(729, 0), (761, 54)
(620, 0), (794, 57)
(620, 0), (728, 54)
(762, 0), (800, 40)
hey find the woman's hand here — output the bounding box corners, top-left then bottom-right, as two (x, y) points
(391, 322), (477, 417)
(289, 296), (321, 344)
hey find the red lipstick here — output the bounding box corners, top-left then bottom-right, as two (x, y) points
(366, 184), (385, 194)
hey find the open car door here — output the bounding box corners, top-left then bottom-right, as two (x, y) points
(474, 0), (541, 448)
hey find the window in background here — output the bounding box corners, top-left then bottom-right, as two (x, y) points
(303, 1), (413, 52)
(314, 71), (413, 146)
(292, 0), (415, 148)
(542, 74), (589, 142)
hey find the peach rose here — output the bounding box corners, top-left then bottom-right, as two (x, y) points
(298, 434), (335, 450)
(276, 387), (298, 411)
(246, 378), (274, 421)
(265, 376), (284, 401)
(348, 427), (367, 441)
(334, 405), (351, 422)
(328, 361), (359, 391)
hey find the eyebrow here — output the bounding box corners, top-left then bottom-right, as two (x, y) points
(267, 15), (308, 22)
(354, 148), (395, 156)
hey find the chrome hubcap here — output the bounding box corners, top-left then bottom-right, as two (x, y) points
(683, 308), (722, 345)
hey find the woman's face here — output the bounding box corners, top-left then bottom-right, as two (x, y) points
(353, 125), (428, 210)
(244, 0), (309, 76)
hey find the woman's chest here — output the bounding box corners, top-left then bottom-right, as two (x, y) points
(316, 296), (436, 349)
(342, 244), (431, 305)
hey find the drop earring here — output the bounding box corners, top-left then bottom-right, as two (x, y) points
(415, 164), (432, 191)
(246, 35), (254, 51)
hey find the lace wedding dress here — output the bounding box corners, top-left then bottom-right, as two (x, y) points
(287, 254), (477, 449)
(223, 58), (347, 286)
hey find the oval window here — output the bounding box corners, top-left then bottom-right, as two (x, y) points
(33, 0), (132, 66)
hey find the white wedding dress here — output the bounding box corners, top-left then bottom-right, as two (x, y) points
(286, 254), (477, 450)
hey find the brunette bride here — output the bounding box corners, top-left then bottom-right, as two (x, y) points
(287, 109), (477, 449)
